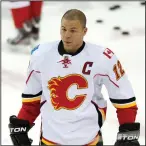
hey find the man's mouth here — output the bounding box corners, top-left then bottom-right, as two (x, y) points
(64, 41), (72, 44)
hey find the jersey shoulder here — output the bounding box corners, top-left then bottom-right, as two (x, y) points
(31, 41), (59, 57)
(29, 41), (59, 67)
(85, 42), (119, 70)
(86, 42), (117, 59)
(85, 42), (107, 59)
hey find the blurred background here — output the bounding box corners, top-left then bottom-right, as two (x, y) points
(1, 1), (145, 145)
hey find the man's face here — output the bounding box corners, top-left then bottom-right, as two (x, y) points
(60, 18), (87, 53)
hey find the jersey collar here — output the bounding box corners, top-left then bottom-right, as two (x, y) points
(58, 40), (85, 56)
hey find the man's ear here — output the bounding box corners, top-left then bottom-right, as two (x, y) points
(84, 27), (88, 36)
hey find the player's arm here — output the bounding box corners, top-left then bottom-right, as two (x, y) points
(101, 48), (140, 146)
(8, 45), (42, 146)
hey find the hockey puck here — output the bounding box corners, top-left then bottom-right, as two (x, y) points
(140, 2), (145, 5)
(109, 5), (121, 11)
(96, 19), (103, 23)
(122, 31), (130, 35)
(113, 26), (121, 30)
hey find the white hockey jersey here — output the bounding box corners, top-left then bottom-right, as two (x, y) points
(21, 41), (137, 145)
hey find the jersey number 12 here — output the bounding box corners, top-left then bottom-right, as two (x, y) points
(113, 60), (125, 80)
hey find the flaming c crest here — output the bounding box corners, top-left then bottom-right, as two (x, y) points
(48, 74), (88, 110)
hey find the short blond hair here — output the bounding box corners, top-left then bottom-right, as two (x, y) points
(62, 9), (87, 28)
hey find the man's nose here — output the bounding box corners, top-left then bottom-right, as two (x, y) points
(65, 31), (72, 38)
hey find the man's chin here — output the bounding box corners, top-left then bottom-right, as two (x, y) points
(64, 47), (74, 53)
(64, 45), (73, 52)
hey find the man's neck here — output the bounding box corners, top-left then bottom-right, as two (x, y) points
(58, 40), (85, 56)
(64, 42), (84, 53)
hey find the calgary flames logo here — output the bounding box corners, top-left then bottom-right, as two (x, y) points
(48, 74), (88, 110)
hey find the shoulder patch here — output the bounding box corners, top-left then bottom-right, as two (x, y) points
(31, 44), (40, 55)
(103, 48), (114, 59)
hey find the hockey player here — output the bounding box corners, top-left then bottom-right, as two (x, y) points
(8, 9), (140, 146)
(7, 1), (43, 47)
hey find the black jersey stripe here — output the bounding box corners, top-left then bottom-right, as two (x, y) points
(40, 100), (47, 109)
(22, 91), (42, 98)
(91, 101), (103, 128)
(110, 97), (136, 104)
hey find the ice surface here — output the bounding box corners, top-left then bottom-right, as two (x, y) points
(2, 1), (145, 145)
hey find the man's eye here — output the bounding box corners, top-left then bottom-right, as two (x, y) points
(71, 30), (76, 33)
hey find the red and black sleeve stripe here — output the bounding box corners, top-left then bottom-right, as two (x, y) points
(110, 97), (138, 125)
